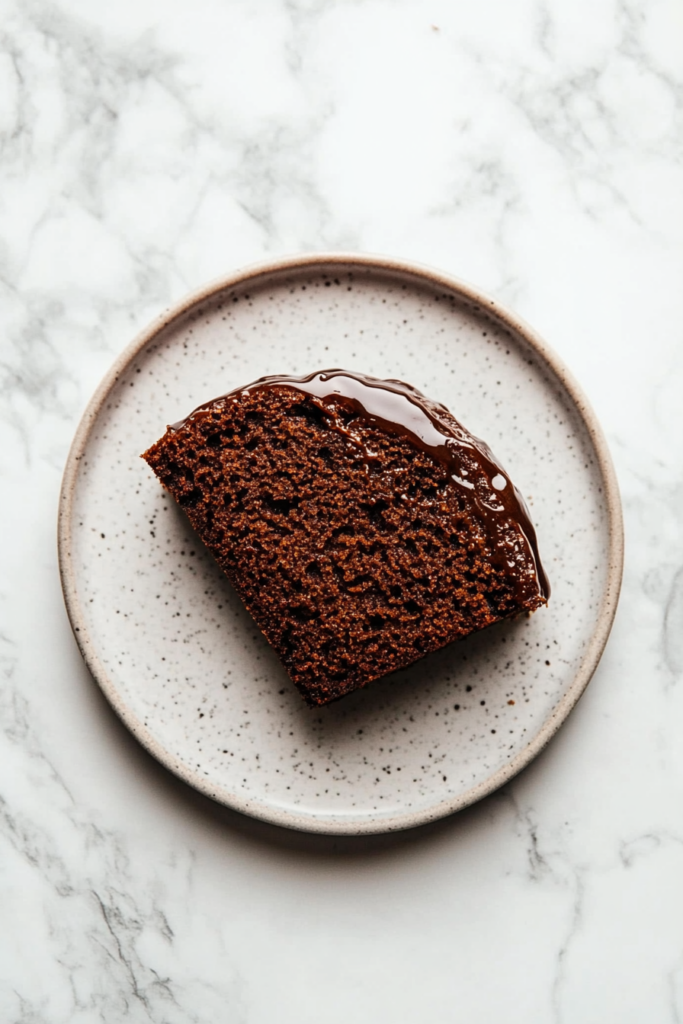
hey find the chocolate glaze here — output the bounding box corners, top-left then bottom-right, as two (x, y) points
(172, 369), (550, 600)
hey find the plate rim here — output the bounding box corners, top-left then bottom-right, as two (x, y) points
(58, 251), (624, 835)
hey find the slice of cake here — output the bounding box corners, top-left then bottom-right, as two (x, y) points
(142, 370), (549, 706)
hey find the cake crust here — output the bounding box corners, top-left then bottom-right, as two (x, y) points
(142, 370), (549, 706)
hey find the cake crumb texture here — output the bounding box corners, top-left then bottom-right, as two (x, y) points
(142, 374), (547, 706)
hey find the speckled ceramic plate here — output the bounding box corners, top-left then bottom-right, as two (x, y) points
(59, 254), (623, 835)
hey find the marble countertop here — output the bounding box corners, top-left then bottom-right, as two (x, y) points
(1, 0), (682, 1020)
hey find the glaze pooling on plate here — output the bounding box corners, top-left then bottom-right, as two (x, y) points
(59, 254), (623, 834)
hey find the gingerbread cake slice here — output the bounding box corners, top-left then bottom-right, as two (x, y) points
(142, 370), (549, 706)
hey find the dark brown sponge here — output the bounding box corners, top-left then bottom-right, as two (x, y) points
(142, 370), (549, 706)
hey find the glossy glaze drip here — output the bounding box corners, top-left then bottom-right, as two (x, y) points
(173, 369), (550, 599)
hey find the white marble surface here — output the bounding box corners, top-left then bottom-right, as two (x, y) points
(1, 0), (682, 1020)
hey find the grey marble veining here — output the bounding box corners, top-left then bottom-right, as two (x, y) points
(1, 0), (682, 1021)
